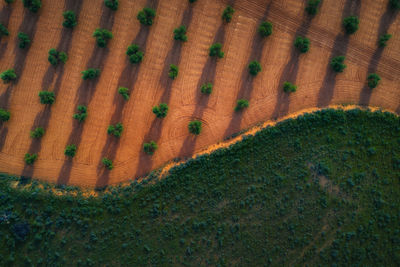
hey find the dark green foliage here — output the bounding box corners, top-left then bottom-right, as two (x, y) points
(235, 99), (249, 111)
(126, 44), (144, 64)
(168, 64), (179, 79)
(188, 0), (197, 3)
(102, 157), (113, 170)
(305, 0), (321, 15)
(62, 10), (77, 29)
(258, 21), (273, 37)
(81, 68), (100, 80)
(48, 48), (68, 66)
(0, 69), (17, 84)
(17, 32), (30, 49)
(343, 16), (359, 34)
(107, 123), (123, 137)
(152, 103), (169, 118)
(30, 127), (44, 138)
(64, 144), (77, 158)
(143, 141), (158, 155)
(12, 222), (30, 241)
(22, 0), (41, 13)
(137, 7), (156, 26)
(222, 6), (235, 23)
(283, 81), (297, 93)
(0, 23), (9, 37)
(367, 73), (381, 89)
(173, 25), (187, 42)
(104, 0), (118, 11)
(248, 60), (261, 76)
(118, 87), (129, 101)
(188, 120), (202, 135)
(389, 0), (400, 10)
(330, 56), (346, 73)
(378, 33), (392, 47)
(24, 153), (37, 165)
(93, 28), (113, 48)
(200, 83), (213, 95)
(38, 91), (55, 105)
(73, 105), (87, 122)
(0, 108), (10, 122)
(209, 43), (224, 58)
(4, 0), (15, 4)
(294, 36), (310, 53)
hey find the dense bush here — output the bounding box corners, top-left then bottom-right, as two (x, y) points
(222, 6), (235, 23)
(137, 7), (156, 26)
(12, 222), (30, 241)
(4, 0), (15, 4)
(0, 23), (9, 37)
(93, 28), (113, 48)
(258, 21), (273, 37)
(81, 68), (100, 80)
(173, 25), (187, 42)
(188, 120), (202, 135)
(209, 43), (224, 58)
(64, 144), (77, 158)
(143, 141), (158, 155)
(389, 0), (400, 10)
(62, 10), (77, 29)
(283, 81), (297, 93)
(200, 82), (213, 95)
(294, 36), (310, 53)
(104, 0), (118, 11)
(24, 153), (37, 165)
(107, 123), (123, 137)
(118, 87), (129, 101)
(343, 16), (359, 34)
(0, 69), (17, 84)
(73, 105), (87, 122)
(152, 103), (169, 118)
(378, 34), (392, 47)
(38, 91), (55, 105)
(30, 127), (44, 138)
(48, 48), (68, 66)
(305, 0), (321, 15)
(126, 44), (144, 64)
(248, 60), (262, 76)
(0, 108), (10, 122)
(102, 157), (113, 170)
(367, 73), (381, 89)
(235, 99), (249, 111)
(168, 64), (179, 79)
(330, 56), (346, 73)
(188, 0), (197, 3)
(17, 32), (30, 49)
(22, 0), (41, 13)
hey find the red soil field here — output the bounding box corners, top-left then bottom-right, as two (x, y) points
(0, 0), (399, 187)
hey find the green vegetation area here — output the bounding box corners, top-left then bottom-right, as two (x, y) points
(0, 109), (399, 266)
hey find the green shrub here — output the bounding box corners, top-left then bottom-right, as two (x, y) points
(63, 11), (77, 29)
(209, 43), (224, 58)
(168, 64), (179, 79)
(137, 7), (156, 26)
(200, 83), (213, 95)
(118, 87), (129, 101)
(143, 141), (158, 155)
(0, 23), (9, 37)
(81, 68), (100, 80)
(126, 44), (144, 64)
(389, 0), (400, 10)
(173, 25), (187, 42)
(5, 0), (15, 4)
(48, 48), (68, 66)
(188, 0), (197, 3)
(39, 91), (55, 105)
(0, 69), (17, 84)
(64, 144), (77, 158)
(222, 6), (235, 23)
(330, 56), (346, 73)
(104, 0), (118, 11)
(108, 123), (123, 137)
(0, 108), (10, 122)
(93, 29), (113, 48)
(283, 82), (297, 93)
(294, 36), (310, 53)
(30, 127), (45, 138)
(305, 0), (321, 15)
(73, 105), (87, 122)
(235, 99), (249, 111)
(24, 153), (37, 165)
(102, 158), (113, 170)
(248, 61), (262, 76)
(367, 73), (381, 89)
(188, 120), (202, 135)
(17, 32), (30, 49)
(258, 21), (273, 37)
(152, 103), (169, 118)
(22, 0), (41, 13)
(378, 34), (392, 47)
(343, 16), (359, 34)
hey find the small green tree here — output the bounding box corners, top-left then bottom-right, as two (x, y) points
(174, 25), (188, 42)
(283, 82), (297, 93)
(222, 6), (235, 23)
(378, 34), (392, 47)
(48, 49), (68, 66)
(305, 0), (321, 15)
(168, 64), (179, 79)
(104, 0), (118, 11)
(81, 68), (100, 80)
(73, 105), (87, 122)
(137, 7), (156, 26)
(30, 127), (45, 138)
(0, 109), (10, 122)
(39, 91), (55, 105)
(235, 99), (249, 112)
(102, 157), (113, 170)
(188, 0), (197, 3)
(200, 83), (213, 95)
(126, 44), (144, 64)
(63, 10), (77, 29)
(1, 69), (17, 84)
(64, 144), (77, 158)
(118, 87), (129, 100)
(24, 153), (38, 165)
(5, 0), (15, 4)
(367, 73), (381, 89)
(107, 122), (123, 137)
(258, 21), (273, 38)
(188, 120), (202, 135)
(143, 141), (158, 155)
(209, 43), (224, 58)
(294, 36), (310, 53)
(343, 16), (359, 34)
(93, 28), (113, 48)
(330, 56), (346, 73)
(0, 23), (9, 37)
(22, 0), (41, 13)
(248, 61), (262, 76)
(152, 103), (169, 118)
(17, 32), (30, 49)
(389, 0), (400, 10)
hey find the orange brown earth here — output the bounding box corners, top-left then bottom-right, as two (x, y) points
(0, 0), (399, 187)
